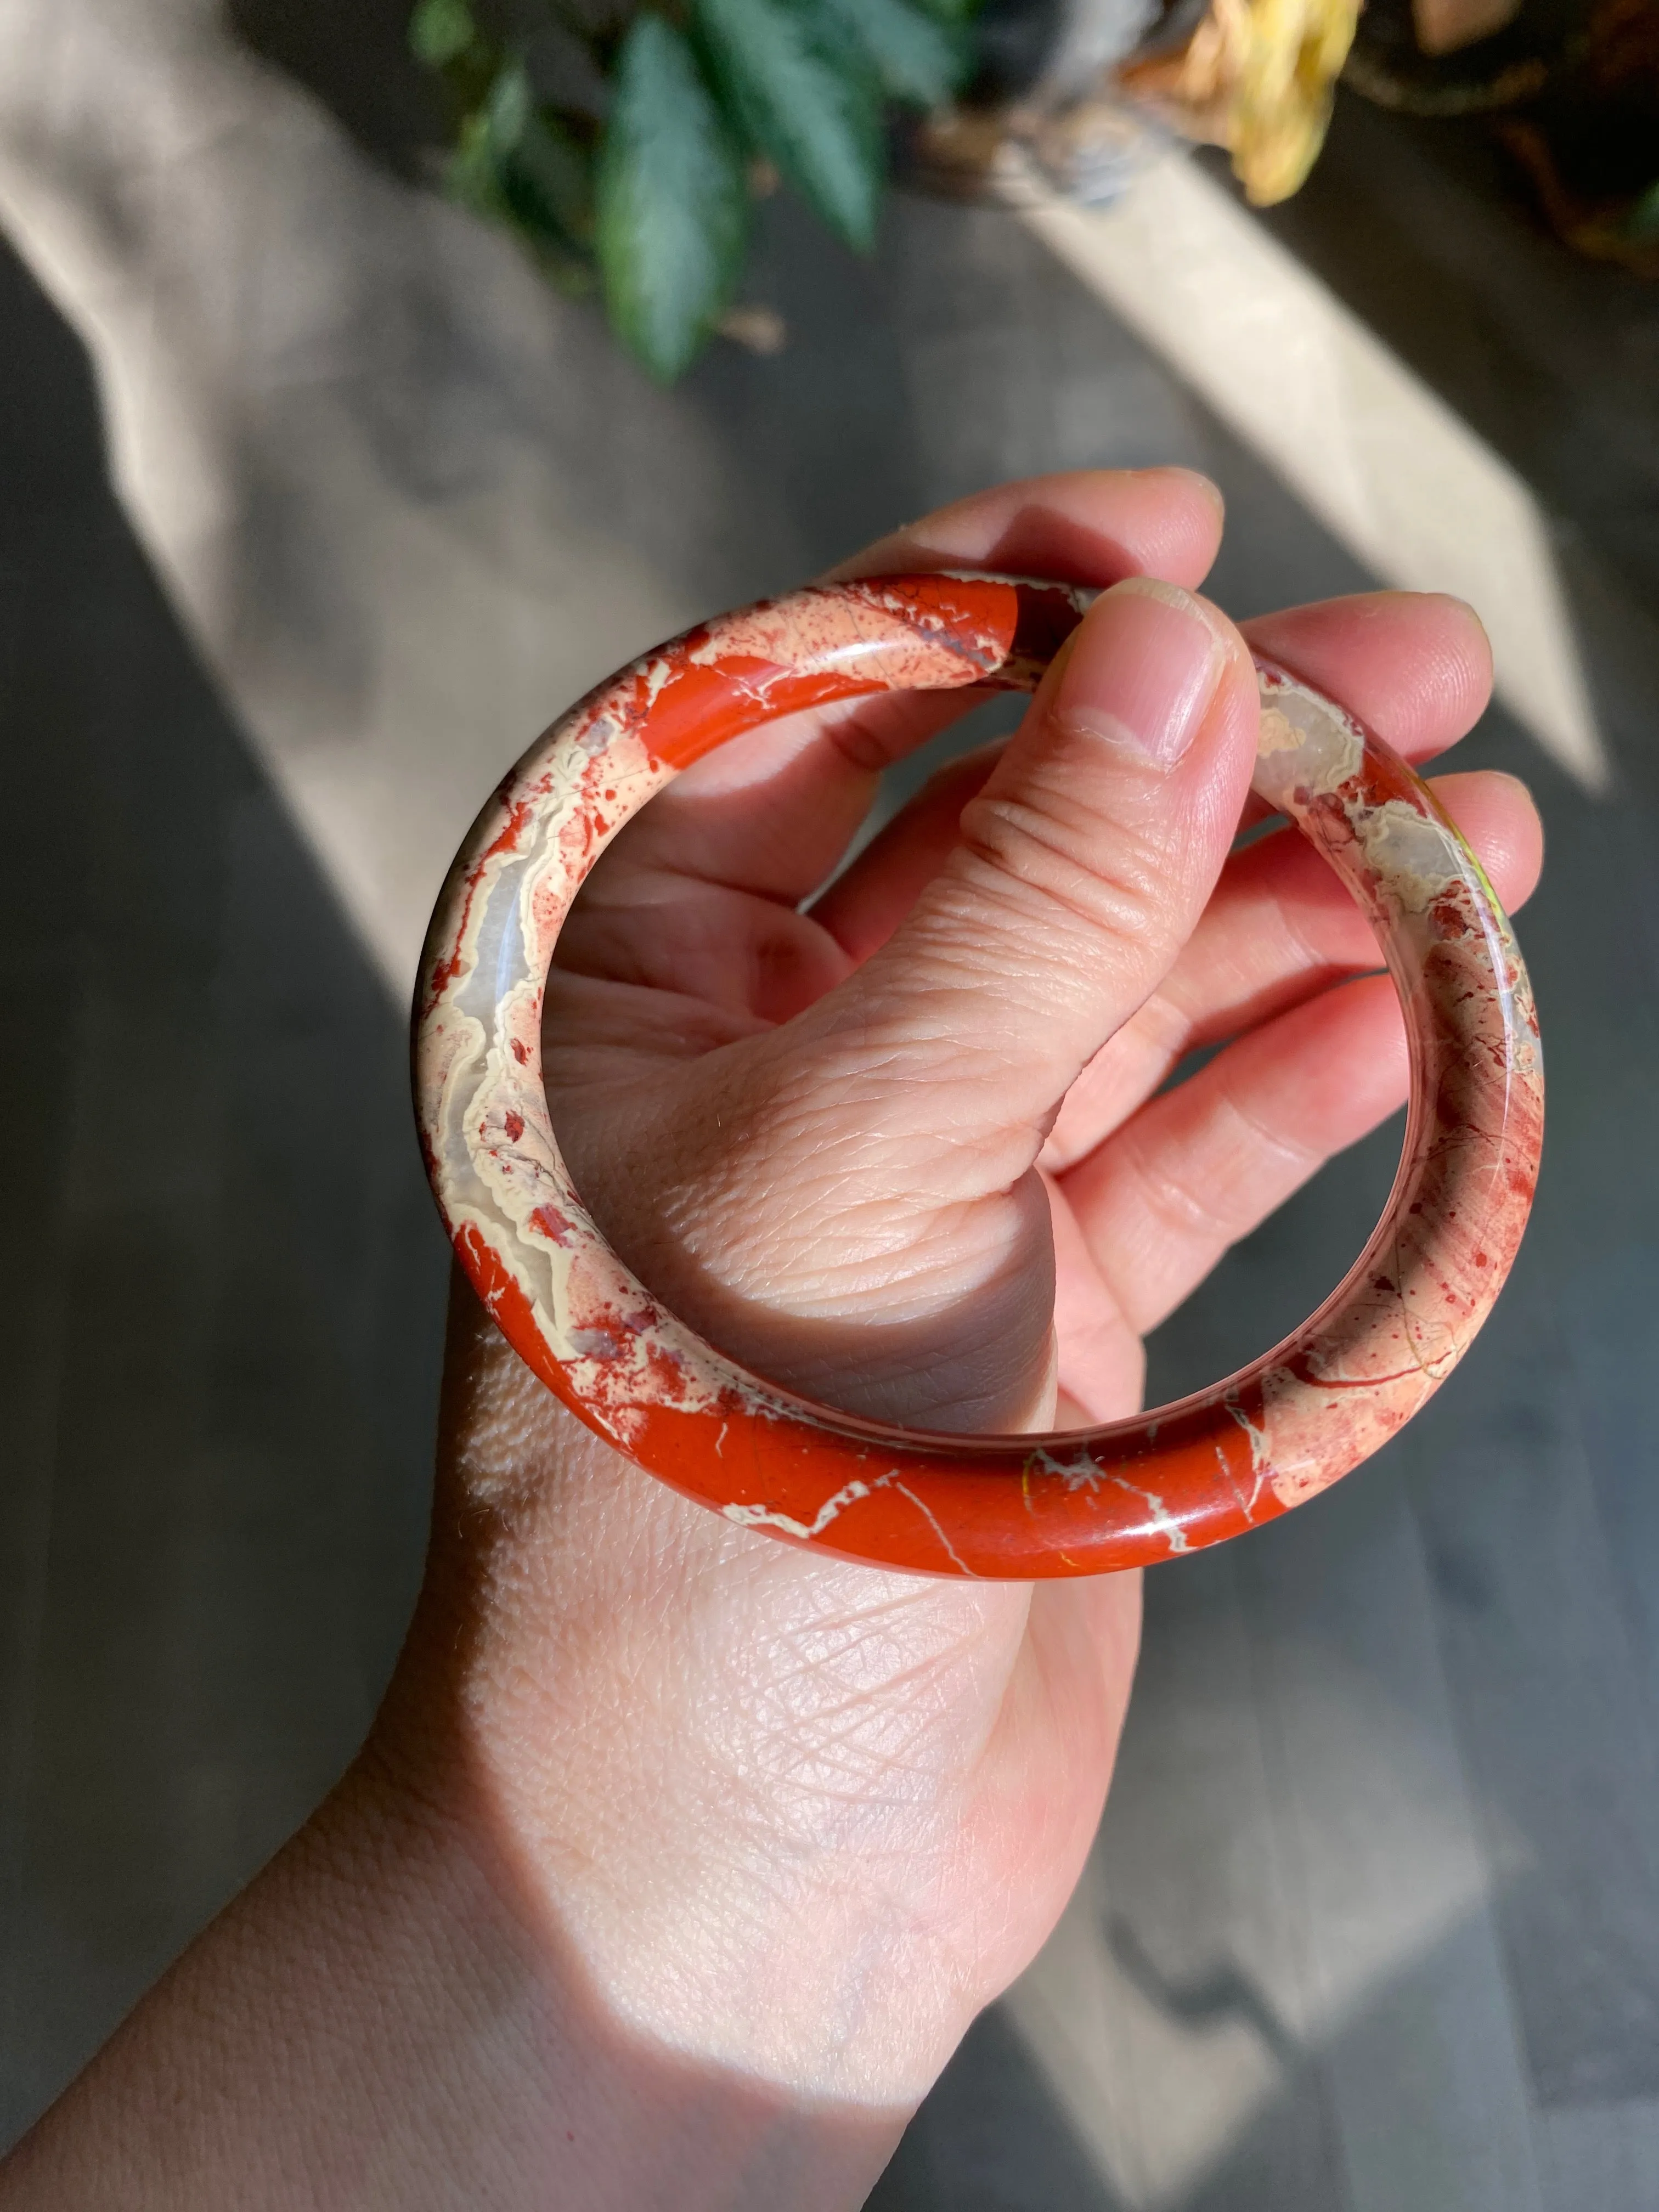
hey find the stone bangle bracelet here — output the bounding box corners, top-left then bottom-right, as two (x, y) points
(414, 574), (1542, 1579)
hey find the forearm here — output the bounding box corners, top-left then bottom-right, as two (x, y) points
(0, 1273), (1126, 2207)
(0, 1760), (906, 2211)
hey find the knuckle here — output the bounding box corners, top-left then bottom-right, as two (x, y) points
(1123, 1094), (1323, 1251)
(1124, 1141), (1246, 1248)
(954, 788), (1174, 956)
(1220, 1087), (1323, 1181)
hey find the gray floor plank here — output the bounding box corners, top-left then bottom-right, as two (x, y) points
(1014, 1541), (1352, 2211)
(1415, 1254), (1659, 2112)
(0, 230), (447, 2136)
(1534, 2099), (1659, 2212)
(1239, 1478), (1543, 2212)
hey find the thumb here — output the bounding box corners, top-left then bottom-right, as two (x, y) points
(793, 576), (1259, 1180)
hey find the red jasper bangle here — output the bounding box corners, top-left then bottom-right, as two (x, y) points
(414, 574), (1543, 1579)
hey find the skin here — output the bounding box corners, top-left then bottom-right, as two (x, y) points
(0, 470), (1542, 2210)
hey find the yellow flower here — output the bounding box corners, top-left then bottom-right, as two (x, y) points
(1120, 0), (1362, 204)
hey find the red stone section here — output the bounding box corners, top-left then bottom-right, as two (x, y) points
(412, 579), (1544, 1580)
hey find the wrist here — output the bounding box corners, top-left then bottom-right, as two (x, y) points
(381, 1326), (1034, 2117)
(332, 1751), (919, 2212)
(343, 1758), (917, 2212)
(374, 1419), (1011, 2115)
(2, 1753), (909, 2212)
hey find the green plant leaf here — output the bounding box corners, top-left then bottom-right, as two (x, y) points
(1627, 179), (1659, 244)
(447, 109), (506, 217)
(508, 112), (596, 249)
(695, 0), (885, 252)
(486, 54), (534, 149)
(481, 57), (596, 250)
(410, 0), (476, 69)
(823, 0), (970, 104)
(597, 15), (751, 381)
(907, 0), (983, 28)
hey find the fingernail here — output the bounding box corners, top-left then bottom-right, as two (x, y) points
(1054, 576), (1231, 769)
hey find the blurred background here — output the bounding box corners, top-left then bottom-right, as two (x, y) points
(2, 0), (1657, 2204)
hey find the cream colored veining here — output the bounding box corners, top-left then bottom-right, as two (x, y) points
(1353, 799), (1464, 916)
(687, 596), (991, 693)
(1223, 1396), (1273, 1518)
(1109, 1475), (1192, 1556)
(1256, 704), (1302, 754)
(1250, 680), (1364, 812)
(724, 1470), (980, 1575)
(1025, 1444), (1105, 1489)
(723, 1479), (876, 1542)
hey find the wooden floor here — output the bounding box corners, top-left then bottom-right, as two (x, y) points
(3, 5), (1659, 2205)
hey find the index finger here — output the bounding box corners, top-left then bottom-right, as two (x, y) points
(1242, 591), (1494, 765)
(601, 469), (1228, 906)
(826, 466), (1225, 592)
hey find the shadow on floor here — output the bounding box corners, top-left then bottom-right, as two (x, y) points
(0, 231), (448, 2136)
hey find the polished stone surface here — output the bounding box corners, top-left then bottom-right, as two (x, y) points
(417, 575), (1543, 1579)
(2, 3), (1658, 2203)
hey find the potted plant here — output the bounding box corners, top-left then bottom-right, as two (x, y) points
(410, 0), (1368, 377)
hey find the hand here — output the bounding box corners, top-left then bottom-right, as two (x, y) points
(3, 470), (1541, 2212)
(390, 477), (1541, 2153)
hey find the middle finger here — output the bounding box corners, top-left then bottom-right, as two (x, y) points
(1042, 764), (1541, 1170)
(815, 756), (1540, 1165)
